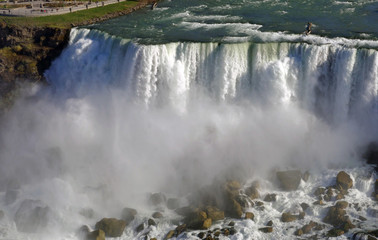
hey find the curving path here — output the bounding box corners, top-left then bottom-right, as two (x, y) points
(0, 0), (136, 17)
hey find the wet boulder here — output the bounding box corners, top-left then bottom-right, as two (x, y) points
(336, 171), (353, 192)
(314, 187), (326, 196)
(121, 207), (137, 222)
(300, 203), (310, 211)
(259, 227), (273, 233)
(183, 208), (212, 230)
(148, 218), (156, 226)
(301, 221), (318, 234)
(152, 212), (163, 219)
(76, 225), (90, 239)
(245, 212), (254, 220)
(263, 193), (277, 202)
(95, 218), (127, 237)
(136, 223), (144, 233)
(87, 229), (105, 240)
(245, 181), (260, 199)
(14, 199), (51, 233)
(323, 201), (355, 232)
(205, 206), (224, 221)
(175, 224), (187, 236)
(276, 170), (302, 191)
(164, 230), (175, 240)
(281, 212), (298, 222)
(221, 180), (243, 218)
(327, 228), (344, 237)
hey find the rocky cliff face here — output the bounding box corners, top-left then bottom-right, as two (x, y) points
(0, 0), (157, 109)
(0, 23), (70, 106)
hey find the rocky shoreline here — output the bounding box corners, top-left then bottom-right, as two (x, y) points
(0, 0), (156, 108)
(72, 146), (377, 239)
(0, 144), (376, 239)
(74, 169), (378, 240)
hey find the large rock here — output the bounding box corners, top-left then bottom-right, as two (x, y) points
(95, 218), (127, 237)
(14, 199), (51, 233)
(281, 212), (298, 222)
(183, 209), (212, 230)
(222, 181), (243, 218)
(276, 170), (302, 191)
(300, 221), (318, 234)
(205, 206), (224, 221)
(263, 193), (277, 202)
(323, 201), (355, 232)
(336, 171), (353, 192)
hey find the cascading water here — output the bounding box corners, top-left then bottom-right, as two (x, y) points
(47, 28), (378, 124)
(0, 0), (378, 239)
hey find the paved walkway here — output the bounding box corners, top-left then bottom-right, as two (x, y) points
(0, 0), (131, 17)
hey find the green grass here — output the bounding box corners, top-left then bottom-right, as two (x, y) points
(1, 0), (139, 28)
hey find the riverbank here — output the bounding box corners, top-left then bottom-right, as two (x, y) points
(0, 0), (156, 110)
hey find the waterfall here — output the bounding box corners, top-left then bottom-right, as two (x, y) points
(46, 28), (378, 123)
